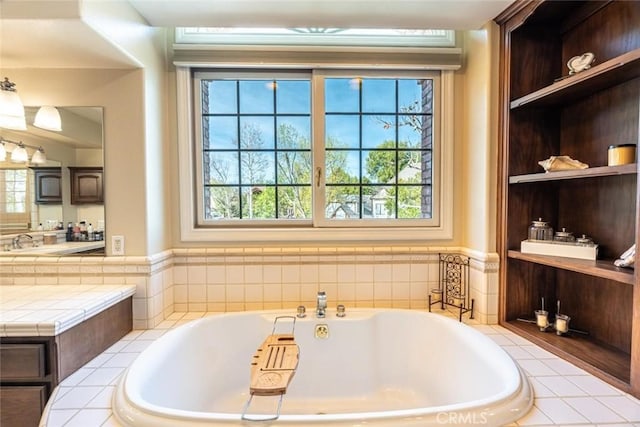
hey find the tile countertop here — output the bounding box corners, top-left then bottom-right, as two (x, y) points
(0, 285), (136, 337)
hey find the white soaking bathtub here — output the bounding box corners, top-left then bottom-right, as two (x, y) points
(113, 309), (532, 426)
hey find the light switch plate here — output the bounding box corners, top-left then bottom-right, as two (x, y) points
(112, 235), (125, 256)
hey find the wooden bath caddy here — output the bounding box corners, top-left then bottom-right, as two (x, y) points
(250, 332), (299, 396)
(242, 316), (300, 422)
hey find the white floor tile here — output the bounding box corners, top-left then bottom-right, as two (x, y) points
(567, 376), (624, 396)
(59, 368), (94, 386)
(78, 367), (125, 387)
(516, 405), (554, 425)
(535, 397), (589, 424)
(43, 409), (78, 427)
(100, 415), (123, 426)
(503, 345), (536, 360)
(120, 339), (153, 353)
(598, 396), (640, 422)
(63, 408), (111, 427)
(137, 329), (166, 340)
(83, 353), (113, 368)
(517, 359), (559, 376)
(86, 386), (115, 409)
(100, 353), (139, 368)
(542, 358), (589, 376)
(564, 397), (626, 423)
(521, 345), (558, 359)
(488, 333), (517, 345)
(528, 378), (556, 398)
(51, 386), (103, 409)
(536, 376), (588, 397)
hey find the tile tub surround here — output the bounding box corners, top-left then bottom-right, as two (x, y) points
(0, 247), (499, 329)
(0, 284), (136, 336)
(38, 309), (640, 427)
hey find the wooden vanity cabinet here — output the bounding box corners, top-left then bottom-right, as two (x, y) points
(32, 167), (62, 204)
(0, 297), (132, 427)
(68, 167), (103, 204)
(496, 0), (640, 397)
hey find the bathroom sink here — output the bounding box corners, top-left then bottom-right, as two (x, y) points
(0, 241), (105, 256)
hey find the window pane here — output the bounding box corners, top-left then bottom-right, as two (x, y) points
(239, 80), (274, 113)
(277, 117), (310, 149)
(204, 151), (239, 184)
(326, 150), (359, 184)
(362, 79), (395, 113)
(205, 187), (239, 219)
(324, 77), (434, 221)
(276, 80), (310, 113)
(398, 151), (426, 184)
(325, 115), (359, 149)
(241, 152), (274, 185)
(325, 185), (360, 219)
(363, 150), (396, 184)
(399, 115), (430, 149)
(278, 186), (311, 219)
(205, 116), (237, 149)
(203, 80), (237, 114)
(398, 79), (423, 113)
(325, 78), (359, 112)
(362, 115), (395, 149)
(239, 117), (274, 149)
(242, 186), (275, 219)
(398, 186), (423, 218)
(363, 185), (394, 218)
(277, 151), (311, 184)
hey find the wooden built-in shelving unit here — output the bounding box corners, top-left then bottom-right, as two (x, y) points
(496, 0), (640, 397)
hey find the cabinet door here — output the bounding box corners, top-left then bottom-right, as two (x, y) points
(69, 167), (103, 204)
(33, 168), (62, 204)
(0, 385), (47, 427)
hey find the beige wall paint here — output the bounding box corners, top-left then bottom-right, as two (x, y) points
(2, 24), (500, 256)
(456, 23), (500, 254)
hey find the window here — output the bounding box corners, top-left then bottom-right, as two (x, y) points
(179, 68), (454, 242)
(196, 74), (312, 222)
(194, 70), (438, 226)
(0, 169), (31, 232)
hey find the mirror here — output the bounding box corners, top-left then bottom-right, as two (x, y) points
(0, 106), (104, 255)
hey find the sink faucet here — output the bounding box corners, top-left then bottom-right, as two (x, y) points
(12, 234), (33, 249)
(316, 291), (327, 318)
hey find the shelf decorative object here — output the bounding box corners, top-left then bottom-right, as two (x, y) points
(428, 253), (474, 322)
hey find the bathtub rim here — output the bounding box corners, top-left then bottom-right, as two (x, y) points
(113, 308), (534, 426)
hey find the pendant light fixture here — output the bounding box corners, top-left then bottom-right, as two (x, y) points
(0, 138), (47, 164)
(30, 147), (47, 164)
(10, 142), (29, 163)
(34, 105), (62, 131)
(0, 77), (27, 130)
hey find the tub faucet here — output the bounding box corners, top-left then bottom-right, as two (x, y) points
(316, 291), (327, 318)
(12, 234), (32, 249)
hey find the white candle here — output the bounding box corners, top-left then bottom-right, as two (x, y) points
(535, 310), (549, 330)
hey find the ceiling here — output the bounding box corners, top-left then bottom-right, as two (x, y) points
(128, 0), (514, 30)
(0, 0), (514, 69)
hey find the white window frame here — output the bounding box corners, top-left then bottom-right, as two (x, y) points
(177, 67), (454, 243)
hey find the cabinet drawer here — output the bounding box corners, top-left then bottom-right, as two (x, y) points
(0, 385), (47, 427)
(0, 344), (46, 379)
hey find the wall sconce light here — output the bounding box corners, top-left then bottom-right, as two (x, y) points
(0, 77), (27, 131)
(0, 138), (47, 164)
(34, 106), (62, 131)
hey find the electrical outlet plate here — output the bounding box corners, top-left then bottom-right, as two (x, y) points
(112, 235), (125, 256)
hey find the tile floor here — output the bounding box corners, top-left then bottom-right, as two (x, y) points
(39, 309), (640, 427)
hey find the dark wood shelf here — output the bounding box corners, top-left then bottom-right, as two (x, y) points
(507, 250), (635, 285)
(503, 320), (631, 389)
(510, 49), (640, 109)
(509, 164), (637, 184)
